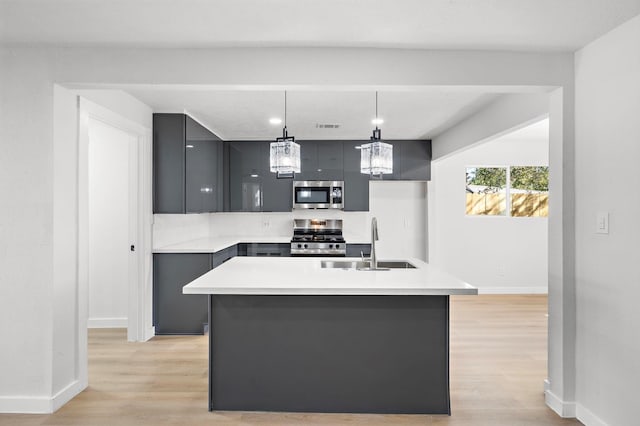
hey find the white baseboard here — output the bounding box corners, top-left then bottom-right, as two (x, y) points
(0, 395), (52, 414)
(576, 403), (609, 426)
(87, 317), (127, 328)
(51, 380), (85, 412)
(0, 380), (85, 414)
(545, 389), (576, 418)
(143, 325), (155, 342)
(479, 286), (548, 294)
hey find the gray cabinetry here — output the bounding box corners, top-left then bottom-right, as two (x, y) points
(342, 141), (370, 211)
(226, 141), (291, 212)
(153, 114), (185, 213)
(185, 116), (224, 213)
(346, 243), (371, 257)
(237, 243), (291, 257)
(153, 114), (223, 213)
(153, 253), (211, 335)
(154, 247), (239, 335)
(384, 140), (432, 181)
(297, 140), (344, 181)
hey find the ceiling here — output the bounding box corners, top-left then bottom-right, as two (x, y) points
(2, 0), (640, 51)
(126, 88), (501, 140)
(498, 118), (549, 142)
(5, 1), (635, 140)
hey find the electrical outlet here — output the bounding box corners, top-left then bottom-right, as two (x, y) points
(497, 265), (506, 277)
(262, 219), (270, 228)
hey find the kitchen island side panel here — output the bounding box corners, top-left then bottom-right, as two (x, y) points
(208, 294), (450, 414)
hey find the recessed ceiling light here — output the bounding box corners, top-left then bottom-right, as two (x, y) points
(371, 118), (384, 125)
(250, 174), (259, 178)
(269, 117), (282, 125)
(186, 144), (194, 148)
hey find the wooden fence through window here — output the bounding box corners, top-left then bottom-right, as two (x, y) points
(465, 193), (548, 217)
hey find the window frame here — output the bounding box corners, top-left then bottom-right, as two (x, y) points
(465, 165), (548, 219)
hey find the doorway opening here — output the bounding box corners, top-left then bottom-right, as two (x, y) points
(86, 117), (137, 332)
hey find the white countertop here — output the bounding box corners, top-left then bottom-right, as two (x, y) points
(183, 256), (477, 296)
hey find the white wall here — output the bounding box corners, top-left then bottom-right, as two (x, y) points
(429, 124), (549, 293)
(574, 14), (640, 426)
(369, 181), (427, 261)
(87, 119), (133, 328)
(0, 46), (574, 413)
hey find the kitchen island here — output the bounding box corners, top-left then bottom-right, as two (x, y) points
(183, 256), (476, 414)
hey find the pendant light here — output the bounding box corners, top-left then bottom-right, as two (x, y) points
(360, 91), (393, 176)
(270, 91), (301, 179)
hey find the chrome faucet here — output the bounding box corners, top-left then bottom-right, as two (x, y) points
(370, 217), (379, 269)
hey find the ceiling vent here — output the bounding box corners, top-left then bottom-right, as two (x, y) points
(315, 123), (341, 129)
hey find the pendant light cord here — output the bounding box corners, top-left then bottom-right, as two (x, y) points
(375, 91), (378, 130)
(283, 91), (288, 138)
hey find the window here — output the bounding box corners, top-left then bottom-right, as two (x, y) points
(465, 167), (507, 216)
(510, 166), (548, 217)
(466, 166), (548, 217)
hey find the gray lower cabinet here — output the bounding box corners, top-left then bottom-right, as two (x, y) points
(237, 243), (291, 257)
(346, 244), (371, 257)
(226, 141), (291, 212)
(153, 253), (212, 335)
(154, 113), (223, 214)
(154, 244), (292, 335)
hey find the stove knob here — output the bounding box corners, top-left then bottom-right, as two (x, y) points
(303, 244), (308, 249)
(329, 244), (333, 249)
(297, 244), (302, 249)
(335, 244), (340, 249)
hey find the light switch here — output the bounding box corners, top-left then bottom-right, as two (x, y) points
(596, 212), (609, 234)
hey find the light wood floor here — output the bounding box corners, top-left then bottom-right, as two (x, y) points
(1, 295), (582, 425)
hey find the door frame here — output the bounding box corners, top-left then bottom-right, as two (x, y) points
(78, 98), (153, 362)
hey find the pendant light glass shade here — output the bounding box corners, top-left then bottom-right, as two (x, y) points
(270, 137), (300, 174)
(361, 92), (393, 176)
(361, 140), (393, 175)
(270, 91), (301, 177)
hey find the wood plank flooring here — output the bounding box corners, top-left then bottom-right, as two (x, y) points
(0, 295), (582, 425)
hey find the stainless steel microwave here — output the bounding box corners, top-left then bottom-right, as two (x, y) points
(293, 181), (344, 210)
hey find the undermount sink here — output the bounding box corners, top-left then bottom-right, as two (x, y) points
(320, 260), (416, 270)
(375, 261), (416, 269)
(320, 260), (369, 269)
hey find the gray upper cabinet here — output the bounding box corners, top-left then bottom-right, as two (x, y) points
(383, 140), (432, 181)
(226, 141), (292, 212)
(342, 141), (370, 211)
(227, 141), (263, 212)
(153, 114), (185, 213)
(185, 116), (223, 213)
(296, 141), (344, 181)
(260, 143), (293, 212)
(317, 141), (344, 180)
(154, 113), (223, 214)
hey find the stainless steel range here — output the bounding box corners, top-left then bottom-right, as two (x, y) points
(290, 219), (346, 256)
